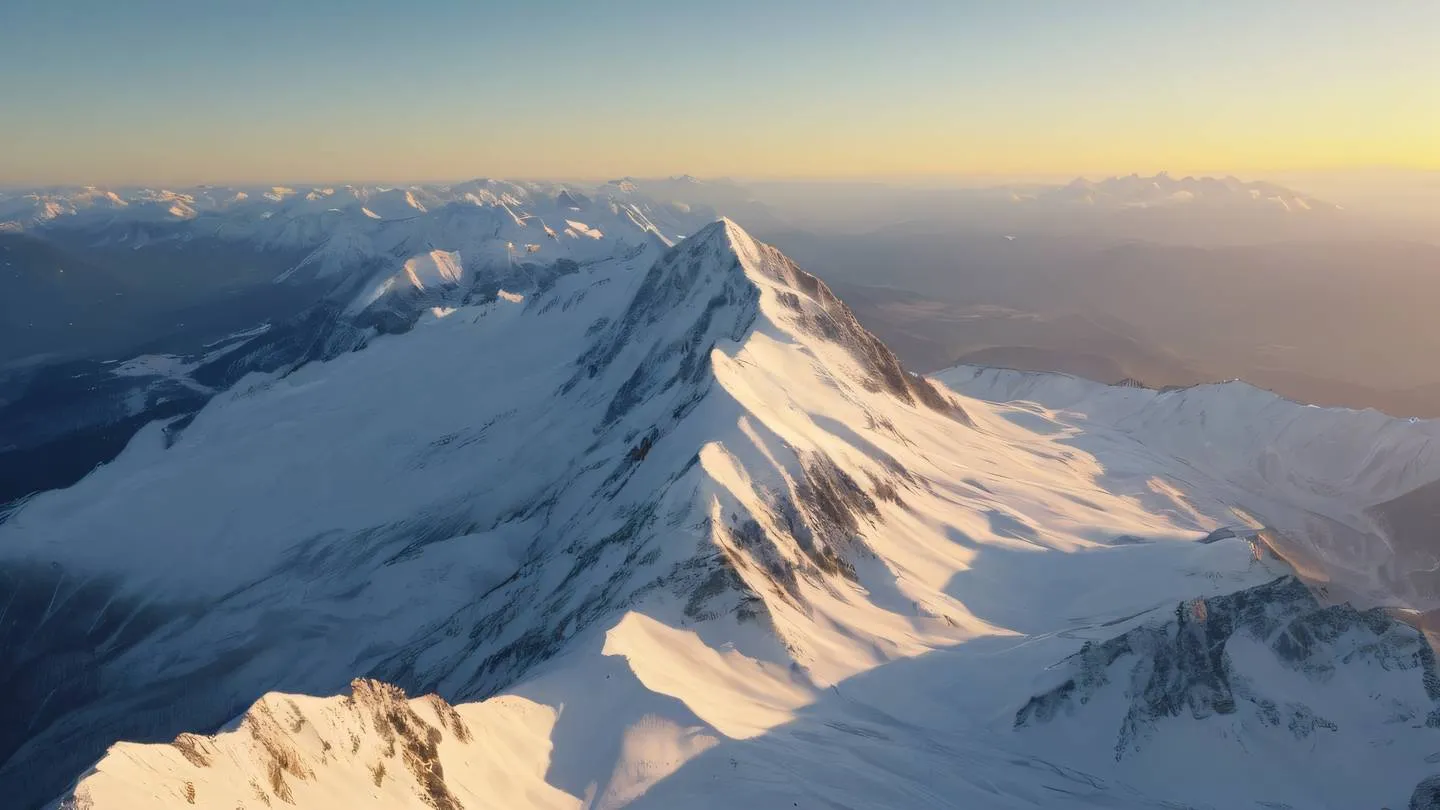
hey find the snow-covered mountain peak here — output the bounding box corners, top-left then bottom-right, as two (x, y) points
(581, 216), (959, 421)
(9, 219), (1440, 809)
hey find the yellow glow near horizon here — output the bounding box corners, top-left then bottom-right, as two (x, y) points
(2, 2), (1437, 185)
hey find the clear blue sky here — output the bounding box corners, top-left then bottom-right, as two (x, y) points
(2, 0), (1436, 184)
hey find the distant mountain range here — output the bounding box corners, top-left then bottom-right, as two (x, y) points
(1011, 172), (1340, 212)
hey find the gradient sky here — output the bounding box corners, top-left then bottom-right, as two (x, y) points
(2, 0), (1436, 185)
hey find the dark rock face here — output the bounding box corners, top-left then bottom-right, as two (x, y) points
(1016, 576), (1440, 760)
(1413, 775), (1440, 810)
(554, 190), (590, 210)
(1199, 527), (1238, 543)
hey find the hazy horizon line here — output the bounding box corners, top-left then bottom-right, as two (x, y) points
(4, 165), (1437, 193)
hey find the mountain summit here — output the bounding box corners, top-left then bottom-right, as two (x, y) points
(4, 219), (1438, 810)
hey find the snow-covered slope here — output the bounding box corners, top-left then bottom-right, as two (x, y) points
(4, 222), (1437, 809)
(942, 365), (1440, 613)
(0, 178), (761, 504)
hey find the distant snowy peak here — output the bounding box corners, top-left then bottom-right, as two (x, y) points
(0, 177), (745, 229)
(0, 181), (738, 321)
(0, 186), (130, 225)
(0, 179), (723, 250)
(1031, 173), (1338, 212)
